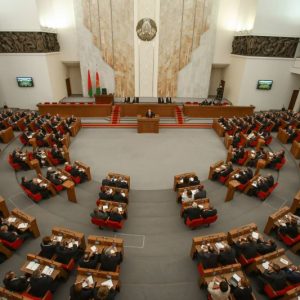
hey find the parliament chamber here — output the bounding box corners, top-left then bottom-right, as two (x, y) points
(1, 0), (300, 299)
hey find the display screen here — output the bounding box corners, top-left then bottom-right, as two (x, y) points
(257, 80), (273, 90)
(16, 77), (34, 87)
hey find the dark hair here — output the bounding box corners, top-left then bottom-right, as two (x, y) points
(220, 281), (228, 292)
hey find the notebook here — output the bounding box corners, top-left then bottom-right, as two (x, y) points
(101, 279), (113, 289)
(42, 266), (54, 276)
(26, 261), (40, 271)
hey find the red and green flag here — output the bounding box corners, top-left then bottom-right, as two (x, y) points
(87, 70), (93, 97)
(96, 71), (101, 95)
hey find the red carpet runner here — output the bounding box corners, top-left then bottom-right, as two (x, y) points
(175, 106), (184, 124)
(111, 105), (120, 124)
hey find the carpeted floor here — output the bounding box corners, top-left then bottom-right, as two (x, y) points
(0, 128), (299, 300)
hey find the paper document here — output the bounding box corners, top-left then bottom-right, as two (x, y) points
(262, 262), (269, 270)
(215, 242), (224, 250)
(42, 266), (54, 276)
(26, 261), (40, 271)
(18, 223), (28, 229)
(36, 179), (42, 183)
(252, 232), (259, 239)
(103, 205), (109, 210)
(232, 273), (241, 282)
(90, 245), (97, 252)
(198, 205), (204, 209)
(280, 258), (289, 265)
(82, 275), (94, 287)
(7, 217), (16, 223)
(101, 279), (113, 289)
(118, 207), (123, 213)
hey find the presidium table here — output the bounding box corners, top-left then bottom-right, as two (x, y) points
(137, 115), (160, 133)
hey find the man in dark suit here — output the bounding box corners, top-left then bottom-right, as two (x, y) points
(78, 253), (98, 269)
(0, 225), (19, 242)
(28, 269), (54, 297)
(283, 265), (300, 283)
(90, 208), (109, 221)
(278, 219), (299, 238)
(51, 144), (65, 164)
(70, 282), (94, 300)
(55, 240), (79, 264)
(198, 245), (218, 269)
(3, 271), (29, 292)
(102, 176), (113, 187)
(260, 263), (287, 291)
(112, 190), (127, 203)
(218, 245), (236, 266)
(235, 236), (257, 259)
(256, 238), (277, 255)
(100, 247), (122, 272)
(145, 109), (155, 118)
(40, 236), (56, 259)
(200, 207), (217, 219)
(109, 207), (123, 222)
(194, 185), (207, 199)
(182, 202), (202, 223)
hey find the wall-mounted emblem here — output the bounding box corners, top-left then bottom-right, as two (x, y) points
(136, 18), (157, 41)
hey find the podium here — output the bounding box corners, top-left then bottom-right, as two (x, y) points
(137, 115), (159, 133)
(94, 94), (114, 104)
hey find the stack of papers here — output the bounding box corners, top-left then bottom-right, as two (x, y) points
(7, 217), (16, 223)
(42, 266), (54, 276)
(262, 261), (270, 270)
(61, 175), (67, 180)
(118, 207), (123, 213)
(90, 245), (97, 252)
(103, 205), (109, 210)
(53, 235), (63, 242)
(26, 261), (40, 271)
(101, 279), (113, 289)
(18, 223), (29, 229)
(82, 276), (94, 288)
(198, 205), (204, 209)
(232, 273), (241, 282)
(215, 242), (224, 250)
(36, 179), (42, 184)
(252, 232), (259, 239)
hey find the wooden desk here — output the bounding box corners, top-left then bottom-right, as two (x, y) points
(37, 103), (112, 117)
(264, 206), (290, 235)
(277, 128), (290, 144)
(225, 180), (240, 202)
(0, 127), (14, 143)
(107, 172), (130, 190)
(228, 223), (258, 244)
(87, 235), (124, 256)
(183, 104), (255, 118)
(137, 115), (159, 133)
(97, 200), (127, 219)
(283, 285), (300, 299)
(21, 254), (63, 280)
(290, 190), (300, 214)
(173, 172), (197, 191)
(224, 133), (233, 149)
(119, 103), (177, 117)
(76, 268), (120, 291)
(212, 119), (226, 137)
(11, 208), (40, 238)
(52, 227), (86, 249)
(208, 160), (224, 180)
(95, 94), (114, 104)
(75, 161), (92, 181)
(190, 232), (227, 259)
(69, 118), (82, 137)
(29, 159), (42, 176)
(0, 196), (10, 218)
(291, 140), (300, 159)
(63, 180), (77, 203)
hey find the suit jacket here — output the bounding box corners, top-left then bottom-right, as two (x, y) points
(55, 245), (78, 264)
(233, 286), (253, 300)
(78, 255), (98, 269)
(3, 276), (29, 293)
(284, 268), (300, 283)
(40, 243), (56, 259)
(194, 190), (206, 199)
(263, 270), (287, 291)
(235, 241), (257, 259)
(70, 284), (94, 300)
(219, 248), (236, 265)
(29, 275), (53, 297)
(256, 241), (277, 255)
(112, 193), (127, 203)
(102, 179), (113, 187)
(279, 224), (299, 238)
(199, 251), (218, 269)
(0, 231), (18, 242)
(100, 253), (121, 272)
(93, 287), (116, 300)
(109, 212), (123, 222)
(200, 209), (217, 219)
(184, 207), (202, 221)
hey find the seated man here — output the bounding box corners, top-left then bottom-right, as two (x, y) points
(212, 162), (233, 181)
(0, 225), (20, 243)
(259, 263), (287, 291)
(40, 236), (57, 259)
(200, 206), (217, 219)
(247, 174), (275, 196)
(99, 187), (113, 200)
(22, 177), (51, 198)
(65, 162), (88, 182)
(182, 202), (202, 223)
(78, 252), (98, 269)
(90, 208), (109, 221)
(50, 144), (66, 164)
(256, 238), (277, 255)
(115, 176), (129, 189)
(283, 265), (300, 283)
(233, 278), (253, 300)
(3, 271), (29, 293)
(28, 269), (54, 298)
(207, 277), (230, 300)
(55, 240), (79, 264)
(70, 281), (94, 300)
(278, 218), (299, 238)
(46, 168), (64, 186)
(218, 244), (236, 266)
(100, 246), (122, 272)
(194, 185), (207, 199)
(198, 245), (218, 269)
(11, 149), (30, 170)
(235, 235), (257, 259)
(102, 176), (113, 187)
(180, 189), (193, 203)
(267, 150), (285, 169)
(109, 207), (123, 223)
(145, 109), (155, 118)
(33, 149), (50, 167)
(233, 168), (253, 184)
(231, 147), (245, 164)
(93, 285), (117, 300)
(112, 189), (128, 203)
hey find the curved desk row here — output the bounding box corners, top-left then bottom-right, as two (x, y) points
(37, 103), (112, 117)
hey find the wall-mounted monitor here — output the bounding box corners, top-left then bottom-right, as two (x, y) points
(16, 77), (34, 87)
(257, 80), (273, 90)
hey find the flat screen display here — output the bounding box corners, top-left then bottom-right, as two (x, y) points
(257, 80), (273, 90)
(16, 77), (34, 87)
